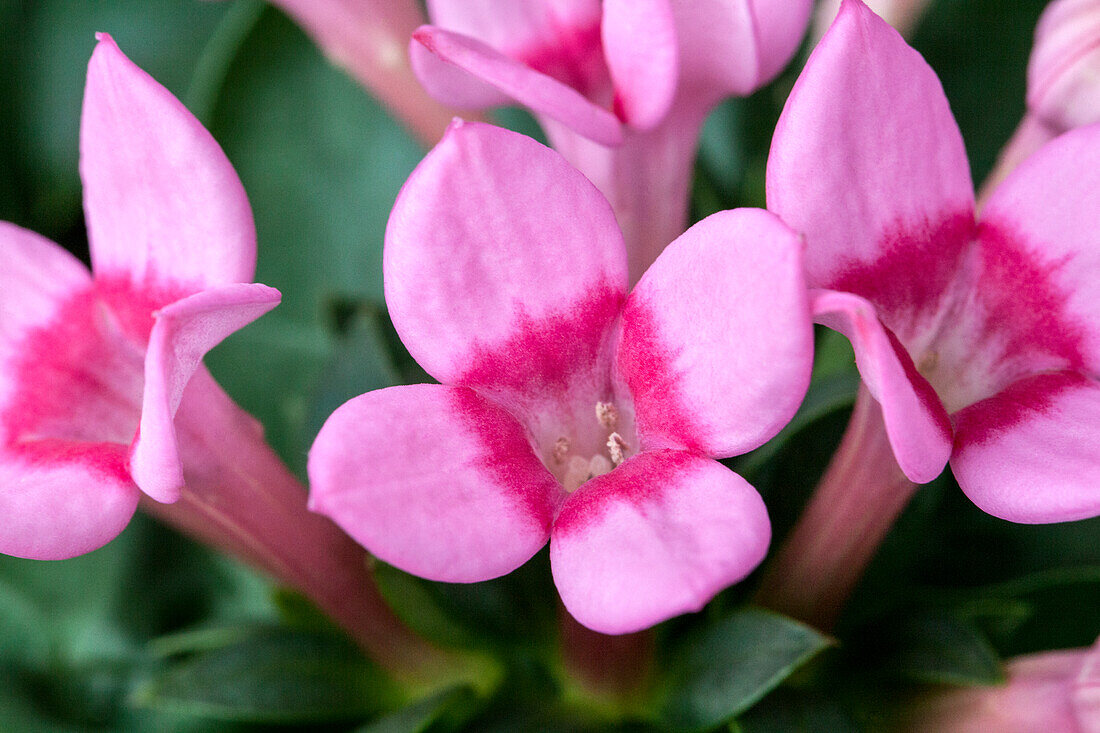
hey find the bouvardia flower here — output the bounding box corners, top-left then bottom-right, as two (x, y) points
(900, 637), (1100, 733)
(767, 0), (1100, 522)
(0, 35), (279, 559)
(408, 0), (812, 282)
(1029, 0), (1100, 136)
(308, 121), (814, 634)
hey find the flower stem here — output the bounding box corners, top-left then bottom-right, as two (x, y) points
(753, 387), (918, 631)
(140, 369), (460, 684)
(556, 605), (654, 714)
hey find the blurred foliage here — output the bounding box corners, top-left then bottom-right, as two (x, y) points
(1, 0), (1096, 730)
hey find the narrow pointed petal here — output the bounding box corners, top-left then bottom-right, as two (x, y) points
(81, 34), (256, 289)
(767, 0), (974, 342)
(410, 27), (623, 146)
(750, 0), (815, 84)
(551, 450), (770, 634)
(385, 121), (628, 415)
(978, 123), (1100, 372)
(308, 384), (561, 583)
(131, 284), (280, 503)
(813, 290), (952, 483)
(617, 209), (813, 456)
(0, 444), (138, 560)
(601, 0), (679, 129)
(952, 372), (1100, 523)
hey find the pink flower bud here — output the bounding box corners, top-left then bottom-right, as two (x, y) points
(1028, 0), (1100, 133)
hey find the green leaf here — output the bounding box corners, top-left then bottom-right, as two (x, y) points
(734, 689), (861, 733)
(356, 686), (479, 733)
(134, 629), (400, 724)
(651, 609), (832, 732)
(886, 612), (1004, 686)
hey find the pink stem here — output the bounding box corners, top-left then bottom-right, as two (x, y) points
(753, 387), (918, 631)
(270, 0), (482, 147)
(141, 369), (457, 682)
(557, 605), (654, 704)
(976, 114), (1058, 210)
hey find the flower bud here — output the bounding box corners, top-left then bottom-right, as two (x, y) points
(1027, 0), (1100, 133)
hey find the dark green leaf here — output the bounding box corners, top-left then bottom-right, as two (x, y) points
(886, 612), (1004, 686)
(134, 629), (400, 724)
(651, 609), (832, 732)
(356, 686), (479, 733)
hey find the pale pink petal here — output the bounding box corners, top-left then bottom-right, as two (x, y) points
(0, 443), (138, 560)
(617, 209), (813, 457)
(551, 450), (770, 634)
(766, 0), (975, 344)
(978, 123), (1100, 373)
(131, 284), (280, 503)
(80, 34), (256, 290)
(426, 0), (601, 56)
(410, 27), (622, 146)
(1075, 637), (1100, 733)
(813, 289), (952, 483)
(951, 371), (1100, 523)
(601, 0), (679, 129)
(1027, 0), (1100, 133)
(409, 36), (513, 109)
(668, 0), (758, 100)
(384, 120), (628, 417)
(749, 0), (814, 84)
(308, 384), (562, 583)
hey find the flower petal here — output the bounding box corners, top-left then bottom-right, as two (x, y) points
(952, 371), (1100, 523)
(668, 0), (758, 99)
(766, 0), (974, 343)
(308, 384), (561, 583)
(0, 443), (138, 560)
(426, 0), (601, 54)
(749, 0), (815, 84)
(131, 284), (281, 503)
(385, 120), (628, 415)
(978, 123), (1100, 374)
(410, 27), (623, 146)
(617, 209), (813, 457)
(551, 450), (770, 634)
(80, 34), (256, 290)
(813, 289), (952, 483)
(601, 0), (679, 129)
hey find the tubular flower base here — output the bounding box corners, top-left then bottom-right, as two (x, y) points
(757, 0), (1100, 624)
(899, 637), (1100, 733)
(308, 121), (815, 635)
(0, 36), (458, 682)
(408, 0), (812, 283)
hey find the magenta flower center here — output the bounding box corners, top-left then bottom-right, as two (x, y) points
(543, 397), (639, 493)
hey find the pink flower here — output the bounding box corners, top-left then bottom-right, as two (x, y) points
(307, 121), (814, 634)
(408, 0), (812, 283)
(0, 35), (280, 559)
(900, 638), (1100, 733)
(767, 0), (1100, 522)
(1029, 0), (1100, 136)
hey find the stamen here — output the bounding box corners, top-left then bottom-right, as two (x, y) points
(595, 401), (618, 430)
(553, 437), (570, 464)
(607, 432), (628, 466)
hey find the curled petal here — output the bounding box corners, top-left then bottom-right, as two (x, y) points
(767, 0), (974, 342)
(551, 450), (770, 634)
(618, 209), (813, 457)
(131, 284), (281, 503)
(410, 27), (622, 146)
(80, 34), (256, 290)
(952, 371), (1100, 523)
(427, 0), (602, 55)
(0, 443), (138, 560)
(385, 121), (627, 413)
(308, 384), (561, 583)
(602, 0), (679, 129)
(979, 123), (1100, 373)
(813, 289), (952, 483)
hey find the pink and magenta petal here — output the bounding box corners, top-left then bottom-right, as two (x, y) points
(410, 27), (623, 145)
(617, 209), (813, 457)
(601, 0), (679, 129)
(130, 284), (281, 503)
(308, 384), (562, 583)
(0, 443), (138, 560)
(80, 34), (256, 291)
(813, 289), (952, 483)
(384, 121), (628, 412)
(426, 0), (602, 57)
(766, 0), (974, 343)
(952, 371), (1100, 523)
(550, 450), (770, 634)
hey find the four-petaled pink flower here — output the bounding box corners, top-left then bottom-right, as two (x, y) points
(767, 0), (1100, 522)
(308, 121), (814, 634)
(409, 0), (812, 283)
(0, 35), (280, 559)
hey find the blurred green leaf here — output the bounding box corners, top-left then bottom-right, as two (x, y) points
(356, 686), (480, 733)
(650, 609), (832, 732)
(734, 689), (861, 733)
(885, 612), (1004, 686)
(134, 629), (400, 724)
